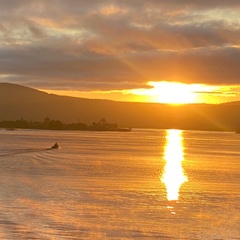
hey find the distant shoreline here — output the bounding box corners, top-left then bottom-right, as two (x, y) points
(1, 118), (239, 133)
(1, 127), (132, 132)
(0, 118), (132, 132)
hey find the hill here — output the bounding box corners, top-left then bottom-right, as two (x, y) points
(1, 82), (240, 131)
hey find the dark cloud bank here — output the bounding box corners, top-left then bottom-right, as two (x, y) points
(0, 0), (240, 91)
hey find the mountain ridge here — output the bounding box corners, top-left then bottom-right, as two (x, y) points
(1, 82), (240, 131)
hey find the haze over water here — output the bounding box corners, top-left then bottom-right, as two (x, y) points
(0, 129), (239, 239)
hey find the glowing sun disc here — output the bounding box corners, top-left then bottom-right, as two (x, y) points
(150, 81), (196, 104)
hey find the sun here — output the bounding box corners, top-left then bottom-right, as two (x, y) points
(130, 81), (228, 104)
(150, 81), (196, 104)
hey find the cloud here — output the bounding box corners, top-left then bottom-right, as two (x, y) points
(0, 0), (240, 91)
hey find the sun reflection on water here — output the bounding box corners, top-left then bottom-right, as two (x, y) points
(162, 129), (188, 202)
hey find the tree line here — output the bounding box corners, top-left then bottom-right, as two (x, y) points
(0, 118), (131, 131)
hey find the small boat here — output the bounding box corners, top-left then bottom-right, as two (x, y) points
(51, 142), (59, 149)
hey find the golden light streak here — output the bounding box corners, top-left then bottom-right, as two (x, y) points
(162, 129), (188, 201)
(40, 83), (240, 104)
(130, 81), (237, 104)
(40, 88), (149, 102)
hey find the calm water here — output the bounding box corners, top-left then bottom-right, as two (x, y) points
(0, 129), (239, 240)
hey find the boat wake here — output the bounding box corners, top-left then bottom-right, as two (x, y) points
(0, 143), (60, 157)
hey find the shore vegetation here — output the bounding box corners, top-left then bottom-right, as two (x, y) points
(0, 118), (131, 132)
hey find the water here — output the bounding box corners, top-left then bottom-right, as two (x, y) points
(0, 128), (239, 239)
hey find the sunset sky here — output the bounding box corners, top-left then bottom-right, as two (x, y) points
(0, 0), (240, 104)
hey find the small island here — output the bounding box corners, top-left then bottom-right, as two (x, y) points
(0, 118), (132, 132)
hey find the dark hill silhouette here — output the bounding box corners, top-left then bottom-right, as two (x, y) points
(1, 82), (240, 131)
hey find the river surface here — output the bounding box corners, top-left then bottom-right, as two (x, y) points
(0, 129), (239, 239)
